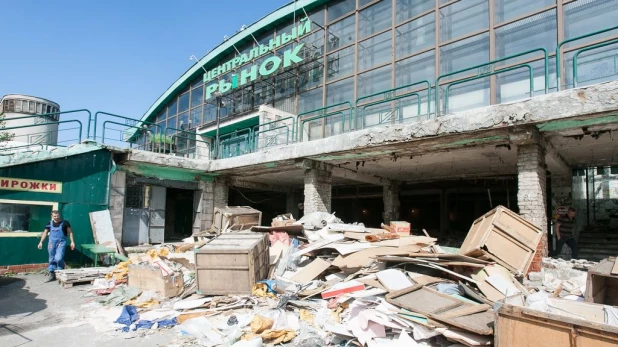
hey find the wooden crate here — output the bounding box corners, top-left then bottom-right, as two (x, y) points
(585, 257), (618, 306)
(495, 300), (618, 347)
(195, 232), (269, 295)
(213, 206), (262, 233)
(128, 265), (183, 298)
(459, 205), (542, 275)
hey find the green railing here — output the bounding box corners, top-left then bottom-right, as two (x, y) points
(557, 24), (618, 91)
(94, 111), (162, 143)
(435, 48), (548, 116)
(251, 117), (296, 151)
(101, 120), (163, 152)
(2, 120), (84, 143)
(217, 130), (252, 158)
(297, 101), (352, 142)
(573, 38), (618, 88)
(165, 127), (213, 160)
(355, 80), (431, 128)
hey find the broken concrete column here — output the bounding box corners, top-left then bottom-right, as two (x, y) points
(517, 142), (549, 271)
(383, 181), (400, 224)
(194, 180), (215, 233)
(213, 177), (229, 209)
(108, 170), (126, 241)
(303, 168), (332, 214)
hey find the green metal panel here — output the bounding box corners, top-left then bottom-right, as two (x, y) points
(201, 116), (259, 138)
(0, 150), (112, 266)
(0, 150), (111, 204)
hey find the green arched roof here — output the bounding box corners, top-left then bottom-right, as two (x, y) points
(139, 0), (326, 125)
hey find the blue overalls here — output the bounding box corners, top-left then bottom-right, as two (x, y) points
(48, 220), (66, 273)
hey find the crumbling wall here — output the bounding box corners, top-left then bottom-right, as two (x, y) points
(304, 168), (332, 214)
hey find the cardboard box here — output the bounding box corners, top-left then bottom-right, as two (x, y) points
(390, 221), (411, 236)
(128, 264), (183, 298)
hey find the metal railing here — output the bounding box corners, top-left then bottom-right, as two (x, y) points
(1, 120), (84, 144)
(251, 117), (296, 151)
(165, 127), (212, 160)
(355, 80), (431, 128)
(557, 24), (618, 91)
(101, 120), (162, 152)
(297, 101), (353, 142)
(435, 48), (548, 116)
(572, 39), (618, 88)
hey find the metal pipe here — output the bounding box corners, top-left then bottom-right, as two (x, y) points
(585, 168), (590, 227)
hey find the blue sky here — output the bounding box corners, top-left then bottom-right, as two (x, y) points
(0, 0), (289, 144)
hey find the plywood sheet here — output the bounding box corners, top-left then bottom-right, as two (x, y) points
(376, 269), (413, 292)
(89, 210), (117, 251)
(291, 258), (331, 284)
(332, 245), (421, 269)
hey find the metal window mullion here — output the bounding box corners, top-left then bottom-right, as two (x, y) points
(353, 6), (360, 130)
(397, 9), (436, 27)
(489, 0), (497, 104)
(435, 0), (441, 117)
(391, 0), (397, 125)
(557, 0), (565, 90)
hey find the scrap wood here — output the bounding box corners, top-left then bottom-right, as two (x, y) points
(290, 258), (331, 284)
(612, 257), (618, 275)
(441, 329), (493, 346)
(380, 223), (392, 232)
(365, 233), (400, 242)
(332, 245), (423, 270)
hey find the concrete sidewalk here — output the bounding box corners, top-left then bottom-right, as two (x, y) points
(0, 274), (175, 347)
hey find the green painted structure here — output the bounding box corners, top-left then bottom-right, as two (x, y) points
(0, 149), (112, 266)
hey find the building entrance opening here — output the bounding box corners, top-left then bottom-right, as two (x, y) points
(165, 188), (195, 242)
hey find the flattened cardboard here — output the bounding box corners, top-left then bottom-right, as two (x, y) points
(291, 258), (331, 284)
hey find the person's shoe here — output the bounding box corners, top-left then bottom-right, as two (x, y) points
(46, 271), (56, 282)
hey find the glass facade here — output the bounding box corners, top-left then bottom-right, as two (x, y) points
(147, 0), (618, 135)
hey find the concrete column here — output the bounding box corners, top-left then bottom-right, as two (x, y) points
(517, 143), (548, 272)
(383, 182), (400, 223)
(303, 168), (332, 214)
(213, 178), (229, 209)
(440, 189), (450, 235)
(194, 180), (214, 233)
(108, 170), (126, 241)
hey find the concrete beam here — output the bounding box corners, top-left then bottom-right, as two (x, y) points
(296, 159), (390, 186)
(229, 177), (291, 192)
(510, 127), (571, 176)
(209, 81), (618, 173)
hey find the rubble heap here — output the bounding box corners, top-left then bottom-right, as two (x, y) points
(69, 206), (618, 346)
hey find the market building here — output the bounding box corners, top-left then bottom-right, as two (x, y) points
(2, 0), (618, 270)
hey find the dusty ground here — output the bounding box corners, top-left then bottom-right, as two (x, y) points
(0, 274), (177, 347)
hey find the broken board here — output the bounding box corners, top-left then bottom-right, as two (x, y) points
(386, 284), (494, 335)
(291, 258), (331, 284)
(89, 210), (118, 251)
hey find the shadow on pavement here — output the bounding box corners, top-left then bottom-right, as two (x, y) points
(0, 277), (47, 339)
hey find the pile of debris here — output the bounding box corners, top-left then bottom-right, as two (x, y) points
(69, 205), (618, 346)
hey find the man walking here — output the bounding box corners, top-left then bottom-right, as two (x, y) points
(552, 207), (579, 259)
(37, 210), (75, 282)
